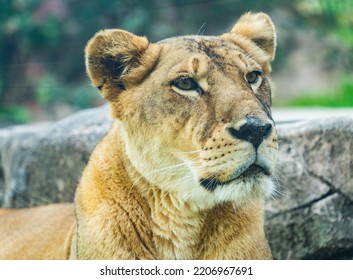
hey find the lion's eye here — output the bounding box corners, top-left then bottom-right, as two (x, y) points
(246, 71), (261, 84)
(171, 77), (203, 96)
(173, 77), (199, 91)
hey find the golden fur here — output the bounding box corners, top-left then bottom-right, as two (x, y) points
(0, 12), (278, 260)
(0, 204), (74, 259)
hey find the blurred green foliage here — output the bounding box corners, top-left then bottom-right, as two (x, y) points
(35, 74), (99, 108)
(0, 0), (352, 125)
(296, 0), (353, 65)
(0, 106), (30, 124)
(275, 76), (353, 107)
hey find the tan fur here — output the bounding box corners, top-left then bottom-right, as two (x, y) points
(0, 204), (75, 259)
(0, 13), (278, 260)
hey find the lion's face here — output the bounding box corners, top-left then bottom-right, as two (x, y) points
(86, 13), (278, 208)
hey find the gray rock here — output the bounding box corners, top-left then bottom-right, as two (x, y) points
(0, 108), (352, 259)
(0, 105), (112, 208)
(265, 117), (353, 259)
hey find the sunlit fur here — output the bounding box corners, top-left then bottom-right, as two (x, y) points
(0, 13), (278, 260)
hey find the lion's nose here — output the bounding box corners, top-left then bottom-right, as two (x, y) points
(227, 116), (272, 148)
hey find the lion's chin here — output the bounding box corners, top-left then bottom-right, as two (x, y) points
(194, 175), (275, 209)
(200, 163), (270, 191)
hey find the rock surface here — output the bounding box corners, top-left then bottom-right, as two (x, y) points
(0, 106), (352, 259)
(265, 117), (353, 259)
(0, 106), (111, 208)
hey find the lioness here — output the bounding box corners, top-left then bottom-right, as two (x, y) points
(0, 12), (278, 260)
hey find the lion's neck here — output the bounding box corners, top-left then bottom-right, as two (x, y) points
(146, 187), (206, 259)
(115, 125), (208, 259)
(76, 123), (207, 259)
(116, 167), (207, 260)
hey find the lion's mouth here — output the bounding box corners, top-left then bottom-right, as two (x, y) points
(239, 164), (270, 178)
(199, 164), (269, 191)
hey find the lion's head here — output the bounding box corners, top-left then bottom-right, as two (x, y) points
(85, 12), (278, 209)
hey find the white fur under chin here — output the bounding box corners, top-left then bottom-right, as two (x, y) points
(176, 174), (275, 210)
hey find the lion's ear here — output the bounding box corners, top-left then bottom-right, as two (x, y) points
(85, 29), (160, 100)
(222, 13), (276, 74)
